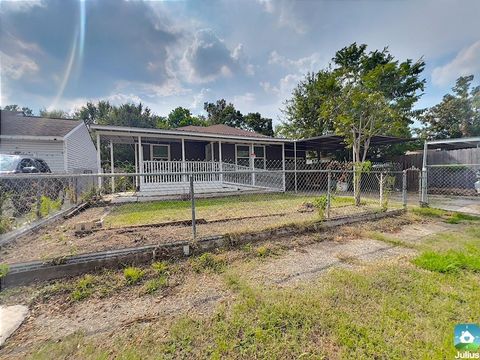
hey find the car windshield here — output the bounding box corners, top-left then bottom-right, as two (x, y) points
(0, 155), (19, 171)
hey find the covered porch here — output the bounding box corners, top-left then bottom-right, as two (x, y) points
(91, 125), (292, 196)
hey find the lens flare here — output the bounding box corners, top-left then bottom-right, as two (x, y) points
(49, 0), (86, 110)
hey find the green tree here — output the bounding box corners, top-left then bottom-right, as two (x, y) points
(39, 108), (71, 119)
(2, 104), (34, 116)
(244, 112), (274, 136)
(74, 101), (113, 126)
(167, 107), (208, 128)
(204, 99), (245, 128)
(420, 75), (480, 139)
(278, 71), (337, 138)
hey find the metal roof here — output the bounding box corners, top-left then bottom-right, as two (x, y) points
(294, 134), (413, 151)
(426, 137), (480, 150)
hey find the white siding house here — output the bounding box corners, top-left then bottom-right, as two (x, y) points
(0, 110), (97, 173)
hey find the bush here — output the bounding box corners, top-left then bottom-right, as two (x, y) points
(39, 196), (62, 218)
(191, 253), (226, 273)
(71, 275), (95, 301)
(123, 266), (145, 285)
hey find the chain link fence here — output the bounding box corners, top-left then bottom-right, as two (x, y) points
(0, 164), (408, 252)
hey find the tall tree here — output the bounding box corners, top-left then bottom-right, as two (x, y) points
(39, 108), (71, 119)
(244, 112), (274, 136)
(2, 104), (34, 116)
(167, 107), (208, 128)
(420, 75), (480, 139)
(204, 99), (244, 128)
(74, 101), (113, 126)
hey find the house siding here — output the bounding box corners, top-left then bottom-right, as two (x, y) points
(0, 138), (65, 172)
(64, 124), (98, 173)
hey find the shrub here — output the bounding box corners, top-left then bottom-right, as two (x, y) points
(191, 253), (226, 273)
(39, 196), (62, 218)
(71, 275), (95, 301)
(123, 266), (145, 285)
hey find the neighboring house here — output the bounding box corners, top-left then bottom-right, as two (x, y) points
(0, 110), (97, 173)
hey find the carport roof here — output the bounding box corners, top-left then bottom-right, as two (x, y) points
(294, 134), (414, 151)
(426, 137), (480, 150)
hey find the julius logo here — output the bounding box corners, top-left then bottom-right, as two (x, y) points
(454, 324), (480, 353)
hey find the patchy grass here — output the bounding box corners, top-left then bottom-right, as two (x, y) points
(413, 250), (480, 273)
(70, 275), (95, 301)
(123, 267), (145, 285)
(105, 193), (383, 228)
(411, 206), (480, 225)
(143, 275), (168, 294)
(190, 252), (226, 274)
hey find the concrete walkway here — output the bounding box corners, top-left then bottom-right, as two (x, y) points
(0, 305), (28, 347)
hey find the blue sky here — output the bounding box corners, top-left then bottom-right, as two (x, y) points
(1, 0), (479, 126)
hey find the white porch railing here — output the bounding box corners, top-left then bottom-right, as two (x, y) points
(140, 160), (283, 192)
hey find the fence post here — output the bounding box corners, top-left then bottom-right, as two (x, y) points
(326, 170), (331, 219)
(190, 175), (196, 240)
(379, 172), (384, 207)
(420, 169), (428, 207)
(402, 170), (407, 209)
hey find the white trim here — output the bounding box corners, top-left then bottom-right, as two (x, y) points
(0, 135), (63, 141)
(63, 122), (85, 140)
(150, 144), (170, 161)
(91, 125), (289, 143)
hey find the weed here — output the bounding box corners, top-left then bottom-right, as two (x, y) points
(0, 263), (9, 278)
(255, 245), (272, 258)
(123, 266), (145, 285)
(151, 261), (169, 274)
(39, 196), (62, 218)
(71, 275), (95, 301)
(143, 275), (168, 294)
(191, 253), (226, 273)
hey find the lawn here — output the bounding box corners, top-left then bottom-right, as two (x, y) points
(10, 211), (479, 359)
(105, 193), (382, 228)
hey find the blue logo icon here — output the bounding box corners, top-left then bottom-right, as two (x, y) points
(454, 324), (480, 351)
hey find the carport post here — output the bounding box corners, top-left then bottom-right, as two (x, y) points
(110, 140), (115, 193)
(326, 171), (331, 219)
(282, 143), (286, 192)
(421, 141), (428, 206)
(138, 136), (143, 189)
(294, 141), (297, 193)
(96, 133), (102, 189)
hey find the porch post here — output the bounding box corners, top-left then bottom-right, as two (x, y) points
(134, 142), (138, 189)
(218, 141), (223, 183)
(282, 143), (286, 192)
(181, 138), (186, 183)
(250, 143), (255, 186)
(96, 133), (102, 189)
(138, 136), (143, 190)
(110, 140), (115, 193)
(294, 141), (297, 193)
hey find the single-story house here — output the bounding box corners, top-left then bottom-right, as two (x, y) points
(91, 123), (406, 195)
(0, 110), (97, 173)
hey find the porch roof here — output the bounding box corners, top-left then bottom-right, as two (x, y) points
(91, 124), (288, 144)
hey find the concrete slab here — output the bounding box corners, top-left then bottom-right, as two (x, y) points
(0, 305), (28, 347)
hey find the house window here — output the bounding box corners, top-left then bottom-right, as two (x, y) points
(151, 144), (169, 161)
(235, 145), (266, 169)
(236, 145), (250, 167)
(253, 146), (265, 169)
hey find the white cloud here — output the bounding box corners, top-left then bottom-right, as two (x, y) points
(0, 0), (44, 13)
(191, 87), (210, 110)
(268, 50), (324, 74)
(257, 0), (307, 34)
(114, 79), (191, 98)
(0, 50), (39, 79)
(431, 40), (480, 86)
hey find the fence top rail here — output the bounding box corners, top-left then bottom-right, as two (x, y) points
(427, 164), (480, 168)
(0, 169), (406, 180)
